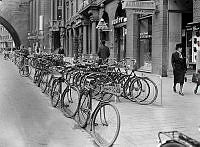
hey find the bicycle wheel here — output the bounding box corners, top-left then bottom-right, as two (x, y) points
(141, 77), (158, 105)
(19, 65), (31, 77)
(92, 103), (120, 147)
(123, 76), (136, 101)
(130, 77), (150, 104)
(40, 72), (49, 93)
(33, 69), (40, 83)
(77, 91), (90, 128)
(61, 84), (80, 118)
(51, 79), (60, 107)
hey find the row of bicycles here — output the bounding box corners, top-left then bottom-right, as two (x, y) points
(10, 52), (121, 147)
(6, 51), (200, 147)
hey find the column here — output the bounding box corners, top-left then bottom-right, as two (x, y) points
(30, 1), (33, 32)
(91, 20), (97, 54)
(126, 10), (139, 63)
(33, 0), (36, 32)
(83, 24), (87, 54)
(152, 0), (168, 76)
(68, 29), (72, 57)
(36, 0), (40, 32)
(51, 0), (54, 21)
(78, 26), (82, 54)
(54, 0), (58, 20)
(65, 30), (69, 56)
(62, 0), (65, 19)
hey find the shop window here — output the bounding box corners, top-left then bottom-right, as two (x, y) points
(139, 17), (152, 70)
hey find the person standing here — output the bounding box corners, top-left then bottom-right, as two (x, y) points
(58, 47), (64, 55)
(171, 43), (187, 96)
(194, 69), (200, 94)
(97, 40), (110, 65)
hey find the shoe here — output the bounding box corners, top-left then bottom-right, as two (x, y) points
(179, 91), (184, 96)
(173, 86), (176, 93)
(194, 90), (197, 94)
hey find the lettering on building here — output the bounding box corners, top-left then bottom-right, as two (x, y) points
(112, 17), (127, 25)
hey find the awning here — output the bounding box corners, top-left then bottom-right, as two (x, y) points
(186, 22), (200, 31)
(187, 21), (200, 26)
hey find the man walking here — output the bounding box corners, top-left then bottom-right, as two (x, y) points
(97, 40), (110, 65)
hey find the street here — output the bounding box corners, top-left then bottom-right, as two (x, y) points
(0, 55), (94, 147)
(0, 54), (200, 147)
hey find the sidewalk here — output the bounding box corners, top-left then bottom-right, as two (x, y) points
(112, 75), (200, 147)
(0, 55), (95, 147)
(1, 54), (200, 147)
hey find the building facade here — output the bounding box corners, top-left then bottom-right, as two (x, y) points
(28, 0), (51, 53)
(29, 0), (199, 76)
(0, 24), (15, 51)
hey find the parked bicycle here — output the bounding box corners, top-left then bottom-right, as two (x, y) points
(158, 131), (200, 147)
(76, 73), (120, 147)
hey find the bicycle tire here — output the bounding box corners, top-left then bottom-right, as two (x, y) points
(50, 79), (60, 107)
(92, 102), (120, 147)
(61, 84), (80, 118)
(40, 72), (49, 93)
(122, 76), (136, 101)
(77, 91), (91, 128)
(33, 69), (40, 83)
(130, 77), (150, 104)
(19, 65), (31, 77)
(142, 77), (158, 105)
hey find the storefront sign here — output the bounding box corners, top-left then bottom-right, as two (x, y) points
(112, 17), (127, 25)
(132, 9), (155, 14)
(122, 1), (156, 10)
(122, 1), (156, 14)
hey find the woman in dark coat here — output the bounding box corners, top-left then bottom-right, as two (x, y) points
(171, 43), (187, 96)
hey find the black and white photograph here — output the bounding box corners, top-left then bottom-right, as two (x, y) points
(0, 0), (200, 147)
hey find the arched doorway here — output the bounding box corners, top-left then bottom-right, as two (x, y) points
(0, 16), (21, 48)
(113, 2), (127, 61)
(101, 11), (109, 41)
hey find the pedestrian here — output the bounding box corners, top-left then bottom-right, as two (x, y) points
(97, 40), (110, 65)
(28, 46), (32, 55)
(58, 47), (64, 55)
(194, 69), (200, 94)
(171, 43), (187, 96)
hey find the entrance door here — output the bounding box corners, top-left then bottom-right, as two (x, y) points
(116, 27), (126, 61)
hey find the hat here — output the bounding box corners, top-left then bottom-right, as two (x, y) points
(175, 43), (182, 50)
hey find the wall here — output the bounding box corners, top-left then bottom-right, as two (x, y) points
(0, 0), (30, 47)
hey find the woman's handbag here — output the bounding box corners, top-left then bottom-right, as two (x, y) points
(192, 73), (198, 83)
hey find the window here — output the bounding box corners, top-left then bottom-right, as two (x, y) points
(139, 17), (152, 69)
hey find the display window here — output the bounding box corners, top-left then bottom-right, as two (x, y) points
(139, 16), (152, 71)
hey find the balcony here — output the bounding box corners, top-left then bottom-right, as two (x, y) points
(78, 0), (97, 15)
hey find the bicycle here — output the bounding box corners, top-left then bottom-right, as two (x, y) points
(50, 66), (80, 119)
(18, 55), (32, 77)
(76, 73), (120, 147)
(158, 131), (200, 147)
